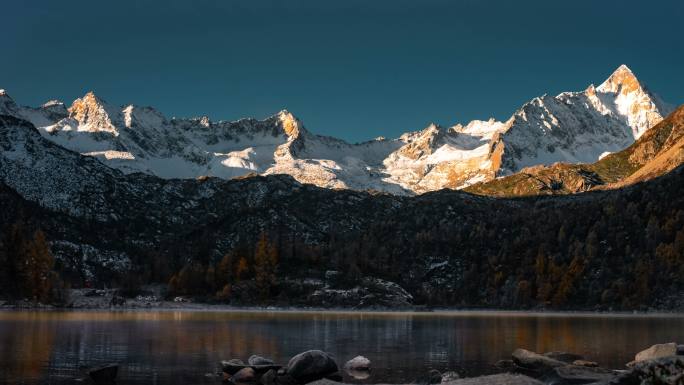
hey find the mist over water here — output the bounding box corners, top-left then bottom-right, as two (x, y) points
(0, 310), (683, 385)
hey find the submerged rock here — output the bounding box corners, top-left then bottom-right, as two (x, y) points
(88, 364), (119, 384)
(287, 350), (338, 383)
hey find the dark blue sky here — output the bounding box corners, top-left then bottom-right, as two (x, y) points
(4, 0), (683, 143)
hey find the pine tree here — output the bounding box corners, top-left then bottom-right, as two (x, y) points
(18, 230), (55, 303)
(254, 232), (278, 300)
(216, 252), (234, 288)
(235, 257), (249, 282)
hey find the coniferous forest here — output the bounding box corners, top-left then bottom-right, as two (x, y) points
(1, 163), (683, 310)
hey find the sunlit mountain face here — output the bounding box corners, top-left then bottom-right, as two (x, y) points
(0, 65), (672, 195)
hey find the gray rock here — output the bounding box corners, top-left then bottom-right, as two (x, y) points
(344, 355), (370, 370)
(551, 365), (617, 384)
(249, 355), (276, 366)
(512, 348), (566, 371)
(634, 342), (678, 362)
(222, 358), (248, 375)
(287, 350), (338, 383)
(232, 367), (256, 383)
(678, 345), (684, 355)
(88, 364), (119, 384)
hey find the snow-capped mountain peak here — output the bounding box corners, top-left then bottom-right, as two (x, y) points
(276, 109), (303, 138)
(595, 64), (671, 138)
(67, 92), (121, 134)
(597, 64), (640, 94)
(0, 65), (674, 195)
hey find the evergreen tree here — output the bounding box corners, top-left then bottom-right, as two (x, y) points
(254, 232), (278, 300)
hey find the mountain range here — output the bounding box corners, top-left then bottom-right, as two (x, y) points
(0, 65), (672, 195)
(1, 65), (683, 309)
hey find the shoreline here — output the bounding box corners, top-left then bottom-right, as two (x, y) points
(2, 302), (684, 318)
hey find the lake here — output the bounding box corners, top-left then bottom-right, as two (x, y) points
(0, 310), (683, 384)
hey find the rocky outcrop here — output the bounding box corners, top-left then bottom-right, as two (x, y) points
(308, 277), (413, 309)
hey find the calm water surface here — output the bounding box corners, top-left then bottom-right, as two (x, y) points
(1, 310), (683, 384)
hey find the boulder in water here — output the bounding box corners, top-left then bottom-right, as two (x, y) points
(634, 342), (678, 362)
(344, 355), (370, 371)
(287, 350), (338, 383)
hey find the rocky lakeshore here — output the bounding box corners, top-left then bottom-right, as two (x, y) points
(78, 343), (684, 385)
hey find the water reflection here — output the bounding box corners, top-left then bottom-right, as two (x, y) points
(0, 310), (682, 385)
